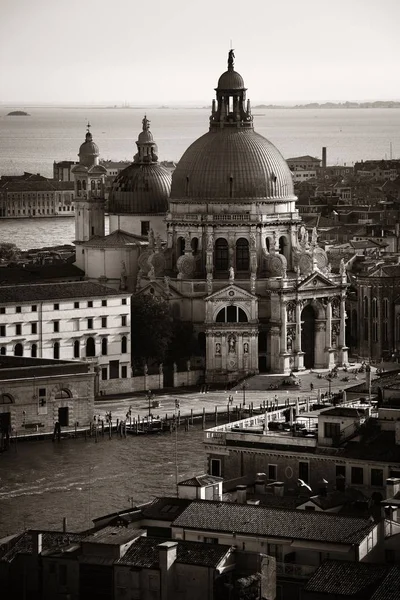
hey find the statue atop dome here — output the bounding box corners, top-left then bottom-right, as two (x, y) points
(142, 115), (150, 131)
(228, 49), (235, 70)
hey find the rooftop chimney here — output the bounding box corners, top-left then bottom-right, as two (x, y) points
(255, 479), (266, 495)
(158, 541), (178, 571)
(236, 485), (247, 503)
(273, 482), (284, 497)
(322, 147), (327, 169)
(386, 478), (400, 500)
(32, 532), (43, 555)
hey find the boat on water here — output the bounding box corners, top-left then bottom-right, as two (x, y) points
(126, 418), (164, 435)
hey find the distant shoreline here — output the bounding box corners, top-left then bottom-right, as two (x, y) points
(1, 102), (400, 111)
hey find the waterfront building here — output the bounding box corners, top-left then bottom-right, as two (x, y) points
(0, 175), (75, 218)
(0, 281), (132, 394)
(286, 155), (322, 172)
(0, 355), (95, 438)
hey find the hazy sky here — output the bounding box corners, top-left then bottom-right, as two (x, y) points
(1, 0), (399, 105)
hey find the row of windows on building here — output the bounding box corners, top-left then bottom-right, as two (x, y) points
(0, 298), (127, 314)
(0, 315), (128, 337)
(209, 458), (385, 488)
(0, 335), (128, 359)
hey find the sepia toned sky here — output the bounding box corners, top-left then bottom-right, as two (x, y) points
(1, 0), (399, 105)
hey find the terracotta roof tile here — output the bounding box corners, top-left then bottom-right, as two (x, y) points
(172, 501), (375, 544)
(0, 281), (127, 303)
(304, 560), (389, 595)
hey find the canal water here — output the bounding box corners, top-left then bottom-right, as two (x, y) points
(0, 427), (206, 538)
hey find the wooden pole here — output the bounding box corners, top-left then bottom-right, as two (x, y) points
(215, 406), (218, 426)
(202, 407), (206, 430)
(190, 408), (193, 425)
(227, 403), (230, 423)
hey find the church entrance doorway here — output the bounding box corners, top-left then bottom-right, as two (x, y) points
(301, 305), (315, 369)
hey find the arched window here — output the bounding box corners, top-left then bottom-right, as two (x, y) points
(121, 336), (127, 354)
(1, 394), (13, 404)
(191, 237), (199, 253)
(215, 306), (248, 323)
(177, 237), (185, 256)
(372, 297), (377, 319)
(31, 343), (37, 358)
(53, 342), (60, 359)
(279, 236), (288, 258)
(265, 238), (270, 252)
(363, 296), (369, 318)
(91, 180), (96, 191)
(55, 389), (72, 399)
(236, 238), (250, 271)
(215, 238), (229, 271)
(101, 338), (108, 356)
(14, 343), (23, 357)
(383, 298), (389, 320)
(82, 180), (86, 191)
(0, 346), (6, 355)
(74, 340), (80, 358)
(77, 180), (82, 196)
(97, 180), (101, 190)
(86, 337), (95, 357)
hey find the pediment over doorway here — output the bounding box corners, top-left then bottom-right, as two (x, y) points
(296, 271), (338, 292)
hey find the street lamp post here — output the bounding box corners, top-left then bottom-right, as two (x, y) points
(327, 376), (332, 400)
(147, 389), (152, 418)
(242, 382), (246, 407)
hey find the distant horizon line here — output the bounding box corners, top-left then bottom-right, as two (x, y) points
(1, 99), (400, 110)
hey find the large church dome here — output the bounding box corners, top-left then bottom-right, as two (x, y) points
(108, 117), (171, 215)
(171, 52), (295, 203)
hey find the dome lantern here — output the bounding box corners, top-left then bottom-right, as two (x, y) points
(134, 115), (158, 164)
(210, 50), (253, 130)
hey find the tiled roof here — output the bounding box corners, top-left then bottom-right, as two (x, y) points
(172, 501), (375, 544)
(141, 497), (192, 521)
(321, 407), (362, 418)
(370, 566), (400, 600)
(0, 179), (74, 192)
(179, 474), (223, 487)
(0, 281), (127, 303)
(1, 531), (85, 563)
(81, 229), (148, 248)
(304, 560), (389, 595)
(83, 526), (143, 546)
(0, 264), (84, 285)
(117, 536), (232, 569)
(343, 431), (400, 463)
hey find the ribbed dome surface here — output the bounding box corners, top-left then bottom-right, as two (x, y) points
(79, 132), (99, 157)
(108, 163), (171, 214)
(171, 128), (295, 201)
(217, 69), (245, 89)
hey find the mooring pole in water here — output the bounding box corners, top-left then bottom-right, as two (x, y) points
(215, 406), (218, 426)
(202, 407), (206, 430)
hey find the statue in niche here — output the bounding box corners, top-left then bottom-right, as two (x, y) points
(332, 299), (340, 319)
(299, 225), (308, 246)
(207, 233), (214, 250)
(250, 231), (257, 250)
(229, 266), (235, 282)
(287, 327), (296, 352)
(228, 334), (236, 354)
(215, 342), (221, 355)
(287, 302), (296, 323)
(243, 342), (249, 354)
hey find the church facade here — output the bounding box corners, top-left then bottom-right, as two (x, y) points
(73, 53), (348, 382)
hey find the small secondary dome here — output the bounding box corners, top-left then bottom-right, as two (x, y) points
(108, 116), (171, 215)
(78, 123), (100, 167)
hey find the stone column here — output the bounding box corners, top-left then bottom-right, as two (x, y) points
(281, 302), (287, 353)
(325, 298), (335, 369)
(339, 294), (349, 365)
(294, 300), (305, 371)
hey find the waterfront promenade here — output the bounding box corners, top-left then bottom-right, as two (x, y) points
(95, 365), (375, 425)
